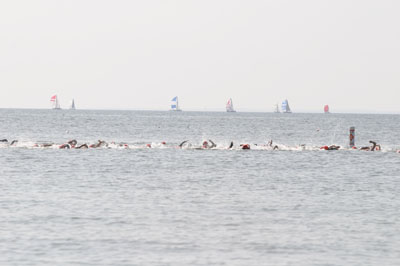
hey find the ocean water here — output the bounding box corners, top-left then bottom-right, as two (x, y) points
(0, 109), (399, 266)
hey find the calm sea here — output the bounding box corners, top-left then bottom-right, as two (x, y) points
(0, 109), (399, 266)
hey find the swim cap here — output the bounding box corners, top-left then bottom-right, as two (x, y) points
(242, 144), (250, 149)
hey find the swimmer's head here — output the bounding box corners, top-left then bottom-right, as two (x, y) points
(241, 144), (250, 150)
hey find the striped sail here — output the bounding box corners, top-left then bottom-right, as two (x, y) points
(282, 99), (291, 113)
(170, 96), (181, 111)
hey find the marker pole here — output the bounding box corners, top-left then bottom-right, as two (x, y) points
(349, 127), (355, 148)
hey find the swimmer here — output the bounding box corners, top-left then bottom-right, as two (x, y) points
(201, 139), (217, 149)
(10, 140), (18, 146)
(360, 141), (379, 151)
(178, 140), (188, 148)
(90, 140), (107, 148)
(208, 140), (216, 148)
(320, 145), (341, 151)
(240, 144), (250, 150)
(76, 143), (88, 149)
(265, 140), (279, 150)
(59, 143), (71, 149)
(202, 140), (209, 149)
(68, 140), (77, 147)
(0, 139), (8, 142)
(41, 143), (53, 148)
(228, 141), (234, 149)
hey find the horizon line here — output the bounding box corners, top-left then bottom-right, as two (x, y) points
(1, 107), (400, 115)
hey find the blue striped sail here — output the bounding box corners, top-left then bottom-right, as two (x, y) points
(282, 99), (292, 113)
(170, 96), (181, 111)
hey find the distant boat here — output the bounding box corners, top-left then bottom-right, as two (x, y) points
(170, 96), (182, 111)
(70, 99), (76, 110)
(324, 105), (329, 114)
(226, 98), (236, 112)
(274, 103), (280, 113)
(281, 99), (292, 113)
(50, 95), (61, 110)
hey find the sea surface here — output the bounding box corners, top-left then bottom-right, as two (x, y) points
(0, 109), (399, 266)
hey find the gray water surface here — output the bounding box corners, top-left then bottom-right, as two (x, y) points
(0, 109), (399, 265)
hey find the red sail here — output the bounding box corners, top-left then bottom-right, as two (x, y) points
(324, 105), (329, 113)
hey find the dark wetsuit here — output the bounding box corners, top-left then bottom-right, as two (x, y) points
(90, 140), (107, 148)
(369, 141), (377, 151)
(360, 141), (378, 151)
(179, 140), (188, 148)
(68, 140), (77, 147)
(208, 140), (216, 148)
(76, 144), (88, 149)
(59, 144), (71, 149)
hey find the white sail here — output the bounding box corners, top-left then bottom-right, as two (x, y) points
(170, 96), (182, 111)
(226, 98), (236, 112)
(274, 103), (280, 113)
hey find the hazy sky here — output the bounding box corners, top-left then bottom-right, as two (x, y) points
(1, 0), (400, 112)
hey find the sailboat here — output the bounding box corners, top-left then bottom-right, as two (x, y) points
(70, 99), (76, 110)
(281, 99), (292, 113)
(50, 95), (61, 110)
(324, 105), (329, 114)
(170, 96), (182, 111)
(226, 98), (236, 112)
(274, 103), (280, 113)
